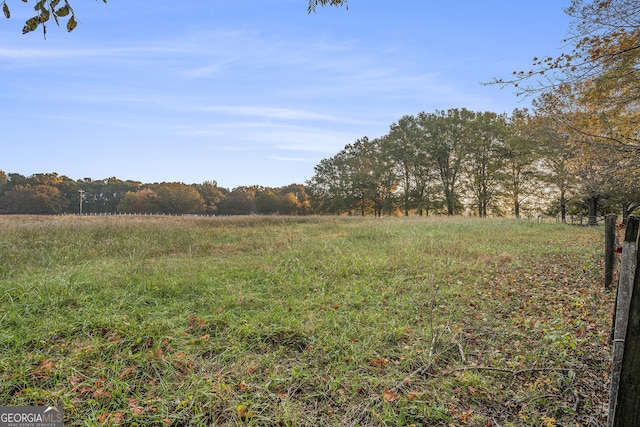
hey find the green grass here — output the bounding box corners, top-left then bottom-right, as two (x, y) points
(0, 215), (610, 426)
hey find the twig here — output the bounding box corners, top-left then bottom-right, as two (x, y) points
(457, 342), (467, 364)
(454, 365), (573, 377)
(521, 394), (560, 405)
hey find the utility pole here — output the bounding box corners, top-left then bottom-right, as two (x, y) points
(79, 189), (85, 215)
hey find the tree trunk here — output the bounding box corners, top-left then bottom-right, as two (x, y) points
(514, 200), (520, 219)
(446, 194), (454, 216)
(560, 190), (567, 223)
(605, 214), (618, 289)
(588, 195), (598, 226)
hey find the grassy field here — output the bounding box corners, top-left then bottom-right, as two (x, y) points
(0, 215), (611, 426)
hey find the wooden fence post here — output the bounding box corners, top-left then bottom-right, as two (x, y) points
(605, 214), (618, 290)
(610, 217), (640, 426)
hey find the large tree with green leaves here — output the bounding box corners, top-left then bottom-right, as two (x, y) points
(498, 109), (546, 218)
(384, 115), (439, 216)
(461, 111), (507, 217)
(417, 109), (473, 216)
(306, 153), (353, 215)
(307, 137), (393, 216)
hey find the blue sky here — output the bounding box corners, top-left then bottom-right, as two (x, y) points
(1, 1), (572, 189)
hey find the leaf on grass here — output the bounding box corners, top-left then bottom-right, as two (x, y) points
(369, 358), (389, 368)
(459, 409), (473, 422)
(236, 404), (254, 420)
(32, 359), (54, 377)
(119, 366), (137, 379)
(383, 388), (398, 402)
(127, 398), (144, 415)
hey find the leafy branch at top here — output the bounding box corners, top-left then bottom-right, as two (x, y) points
(492, 0), (640, 99)
(1, 0), (105, 37)
(2, 1), (346, 38)
(307, 0), (348, 14)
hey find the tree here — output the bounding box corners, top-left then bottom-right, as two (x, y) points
(0, 184), (66, 214)
(279, 184), (310, 215)
(193, 181), (225, 215)
(498, 1), (640, 98)
(342, 138), (380, 216)
(306, 153), (353, 215)
(498, 109), (546, 218)
(117, 188), (160, 214)
(149, 182), (206, 214)
(605, 156), (640, 221)
(533, 79), (640, 224)
(461, 111), (506, 217)
(216, 186), (258, 215)
(385, 115), (422, 216)
(418, 109), (470, 216)
(81, 177), (141, 214)
(255, 189), (280, 214)
(496, 1), (640, 152)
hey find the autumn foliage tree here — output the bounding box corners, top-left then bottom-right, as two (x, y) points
(498, 0), (640, 150)
(491, 1), (640, 224)
(0, 184), (65, 214)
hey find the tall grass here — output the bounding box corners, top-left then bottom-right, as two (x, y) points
(0, 215), (609, 426)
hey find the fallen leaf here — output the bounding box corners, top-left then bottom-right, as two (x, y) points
(383, 388), (398, 402)
(369, 358), (389, 368)
(460, 409), (473, 422)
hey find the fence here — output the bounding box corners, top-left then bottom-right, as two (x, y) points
(607, 215), (640, 426)
(559, 214), (606, 225)
(61, 212), (218, 218)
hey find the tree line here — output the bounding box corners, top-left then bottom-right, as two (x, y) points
(2, 103), (636, 220)
(0, 172), (311, 216)
(305, 107), (639, 221)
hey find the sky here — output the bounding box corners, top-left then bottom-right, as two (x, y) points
(1, 0), (574, 189)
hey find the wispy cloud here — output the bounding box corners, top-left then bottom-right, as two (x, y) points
(270, 155), (314, 162)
